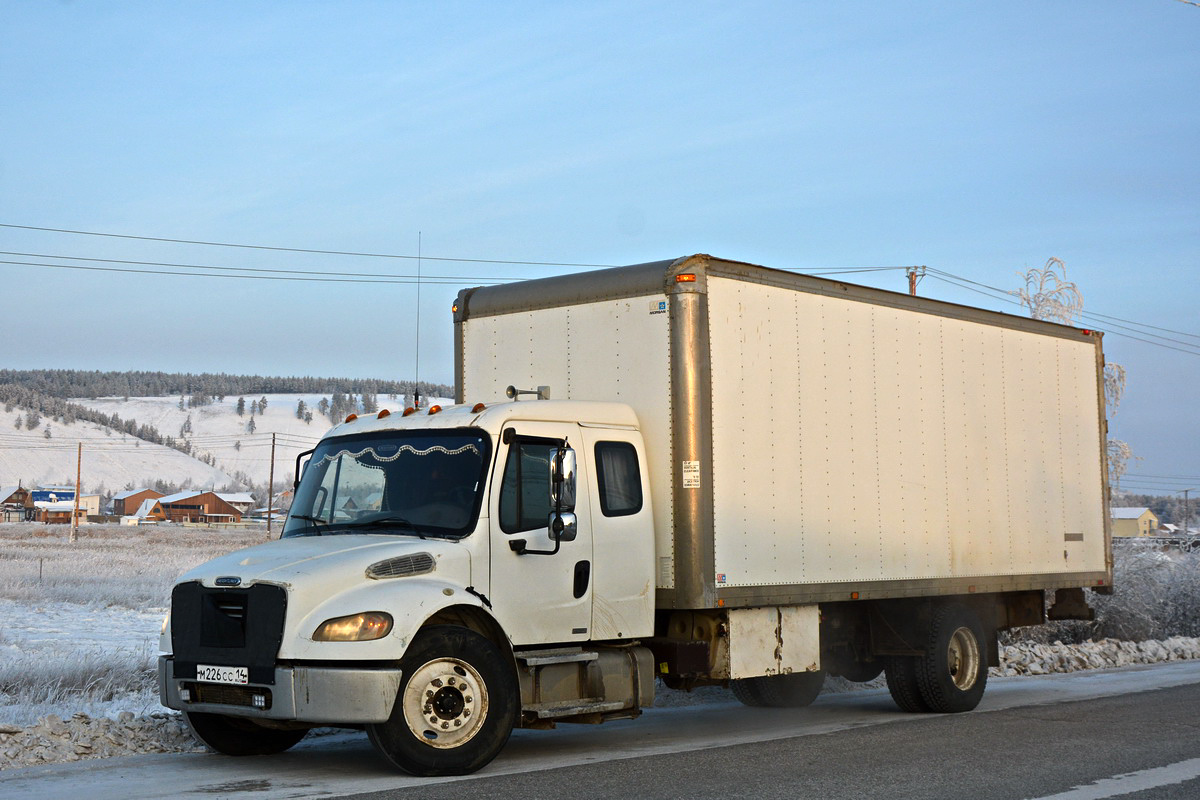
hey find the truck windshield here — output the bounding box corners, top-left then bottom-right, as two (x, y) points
(282, 428), (491, 539)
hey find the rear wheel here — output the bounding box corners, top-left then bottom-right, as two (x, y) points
(185, 712), (308, 755)
(914, 604), (988, 713)
(367, 625), (518, 776)
(730, 670), (825, 708)
(884, 656), (929, 713)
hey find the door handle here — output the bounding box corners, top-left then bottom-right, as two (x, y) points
(573, 560), (590, 599)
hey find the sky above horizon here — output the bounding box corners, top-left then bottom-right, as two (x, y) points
(2, 1), (1197, 490)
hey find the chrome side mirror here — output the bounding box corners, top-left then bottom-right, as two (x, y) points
(549, 511), (578, 542)
(549, 445), (577, 512)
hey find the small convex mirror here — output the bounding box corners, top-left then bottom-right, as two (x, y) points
(549, 445), (577, 512)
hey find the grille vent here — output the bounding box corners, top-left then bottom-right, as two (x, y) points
(185, 682), (272, 709)
(366, 552), (435, 580)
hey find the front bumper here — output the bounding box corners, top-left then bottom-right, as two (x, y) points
(159, 656), (402, 724)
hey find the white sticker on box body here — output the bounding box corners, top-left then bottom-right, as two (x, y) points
(681, 460), (701, 489)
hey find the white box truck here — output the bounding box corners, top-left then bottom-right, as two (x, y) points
(159, 254), (1111, 776)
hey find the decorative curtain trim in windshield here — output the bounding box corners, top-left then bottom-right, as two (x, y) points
(316, 442), (481, 467)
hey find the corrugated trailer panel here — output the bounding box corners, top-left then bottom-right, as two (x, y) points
(459, 295), (677, 586)
(706, 275), (1107, 589)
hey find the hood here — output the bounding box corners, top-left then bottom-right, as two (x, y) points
(176, 534), (470, 589)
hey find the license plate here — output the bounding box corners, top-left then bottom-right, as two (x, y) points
(196, 664), (249, 685)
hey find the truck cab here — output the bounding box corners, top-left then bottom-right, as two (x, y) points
(159, 398), (657, 776)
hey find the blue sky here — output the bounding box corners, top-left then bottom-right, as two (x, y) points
(1, 1), (1197, 489)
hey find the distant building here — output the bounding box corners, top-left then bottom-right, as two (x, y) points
(1111, 507), (1159, 537)
(112, 488), (164, 516)
(35, 501), (81, 525)
(1, 486), (33, 521)
(157, 491), (244, 523)
(216, 492), (255, 514)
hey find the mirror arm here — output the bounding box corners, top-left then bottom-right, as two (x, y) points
(510, 529), (563, 557)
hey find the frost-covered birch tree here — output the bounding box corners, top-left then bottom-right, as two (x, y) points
(1014, 258), (1132, 485)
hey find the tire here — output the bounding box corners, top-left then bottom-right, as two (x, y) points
(367, 625), (518, 776)
(913, 604), (988, 713)
(730, 670), (825, 708)
(884, 656), (929, 713)
(185, 712), (308, 756)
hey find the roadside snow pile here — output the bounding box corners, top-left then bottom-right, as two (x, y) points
(994, 636), (1200, 676)
(0, 711), (200, 769)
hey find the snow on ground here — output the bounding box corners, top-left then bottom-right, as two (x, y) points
(0, 406), (232, 491)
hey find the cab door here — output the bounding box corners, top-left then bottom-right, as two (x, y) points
(488, 422), (593, 645)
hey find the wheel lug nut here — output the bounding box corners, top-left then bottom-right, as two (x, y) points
(465, 696), (472, 703)
(441, 721), (449, 729)
(432, 679), (443, 687)
(454, 720), (462, 727)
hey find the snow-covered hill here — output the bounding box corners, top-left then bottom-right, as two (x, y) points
(74, 393), (451, 488)
(0, 406), (232, 492)
(1, 393), (455, 494)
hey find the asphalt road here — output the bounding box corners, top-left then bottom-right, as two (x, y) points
(5, 661), (1200, 800)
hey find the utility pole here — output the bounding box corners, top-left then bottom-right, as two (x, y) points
(71, 442), (81, 543)
(1180, 488), (1196, 537)
(268, 432), (276, 537)
(906, 266), (926, 296)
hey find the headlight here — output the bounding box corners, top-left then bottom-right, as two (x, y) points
(313, 612), (393, 642)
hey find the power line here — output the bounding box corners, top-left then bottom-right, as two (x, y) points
(0, 222), (620, 269)
(0, 250), (525, 282)
(0, 258), (497, 285)
(925, 270), (1200, 357)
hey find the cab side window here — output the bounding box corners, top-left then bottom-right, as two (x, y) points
(499, 438), (555, 533)
(595, 441), (642, 517)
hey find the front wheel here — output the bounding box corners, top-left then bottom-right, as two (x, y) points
(731, 670), (825, 708)
(185, 712), (308, 755)
(367, 625), (518, 776)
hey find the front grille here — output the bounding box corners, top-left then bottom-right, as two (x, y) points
(171, 582), (287, 685)
(184, 682), (273, 710)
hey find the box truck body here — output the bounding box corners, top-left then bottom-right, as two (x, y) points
(455, 254), (1111, 607)
(159, 254), (1111, 777)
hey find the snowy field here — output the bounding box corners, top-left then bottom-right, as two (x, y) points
(0, 524), (269, 730)
(0, 525), (1197, 770)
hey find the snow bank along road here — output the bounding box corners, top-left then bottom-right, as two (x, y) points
(3, 660), (1199, 800)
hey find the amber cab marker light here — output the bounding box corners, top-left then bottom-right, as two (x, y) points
(472, 403), (486, 413)
(378, 409), (391, 419)
(850, 591), (860, 600)
(344, 413), (358, 423)
(428, 405), (442, 415)
(402, 407), (416, 417)
(675, 273), (697, 283)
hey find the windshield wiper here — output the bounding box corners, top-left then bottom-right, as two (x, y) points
(350, 515), (430, 539)
(288, 514), (329, 533)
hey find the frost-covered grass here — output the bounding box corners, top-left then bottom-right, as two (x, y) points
(0, 522), (269, 727)
(0, 522), (270, 608)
